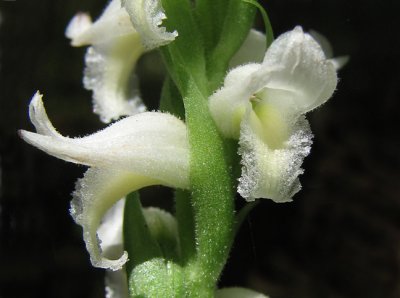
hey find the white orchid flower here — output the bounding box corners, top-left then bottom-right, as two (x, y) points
(65, 0), (177, 123)
(98, 198), (179, 298)
(209, 26), (337, 202)
(19, 92), (189, 271)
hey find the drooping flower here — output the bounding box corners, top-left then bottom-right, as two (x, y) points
(65, 0), (177, 123)
(209, 26), (337, 202)
(19, 92), (189, 270)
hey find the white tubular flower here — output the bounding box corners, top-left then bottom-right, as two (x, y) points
(66, 0), (178, 123)
(216, 287), (269, 298)
(66, 0), (146, 123)
(122, 0), (178, 50)
(209, 26), (337, 202)
(19, 92), (189, 271)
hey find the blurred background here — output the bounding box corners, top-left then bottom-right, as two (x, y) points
(1, 0), (400, 297)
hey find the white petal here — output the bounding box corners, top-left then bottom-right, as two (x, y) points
(238, 113), (313, 202)
(71, 168), (161, 270)
(19, 94), (189, 189)
(216, 287), (269, 298)
(229, 29), (267, 68)
(66, 0), (136, 46)
(209, 63), (262, 139)
(122, 0), (178, 49)
(83, 40), (146, 123)
(257, 26), (337, 115)
(98, 198), (125, 257)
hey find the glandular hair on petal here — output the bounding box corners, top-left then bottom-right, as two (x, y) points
(238, 115), (313, 203)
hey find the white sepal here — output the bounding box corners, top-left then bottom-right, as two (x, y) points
(256, 26), (337, 115)
(20, 94), (189, 189)
(122, 0), (178, 49)
(66, 0), (135, 46)
(229, 29), (267, 68)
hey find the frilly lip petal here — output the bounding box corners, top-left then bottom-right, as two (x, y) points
(20, 93), (190, 270)
(122, 0), (178, 50)
(238, 112), (313, 202)
(83, 40), (146, 123)
(70, 168), (160, 271)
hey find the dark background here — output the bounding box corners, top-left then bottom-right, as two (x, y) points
(1, 0), (400, 297)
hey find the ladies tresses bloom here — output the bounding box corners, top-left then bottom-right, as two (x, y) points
(65, 0), (177, 123)
(209, 26), (338, 203)
(19, 92), (189, 270)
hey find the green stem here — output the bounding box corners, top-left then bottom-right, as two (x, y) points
(183, 79), (235, 295)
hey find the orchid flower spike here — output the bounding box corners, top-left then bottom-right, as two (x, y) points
(19, 92), (189, 271)
(209, 26), (338, 203)
(65, 0), (177, 123)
